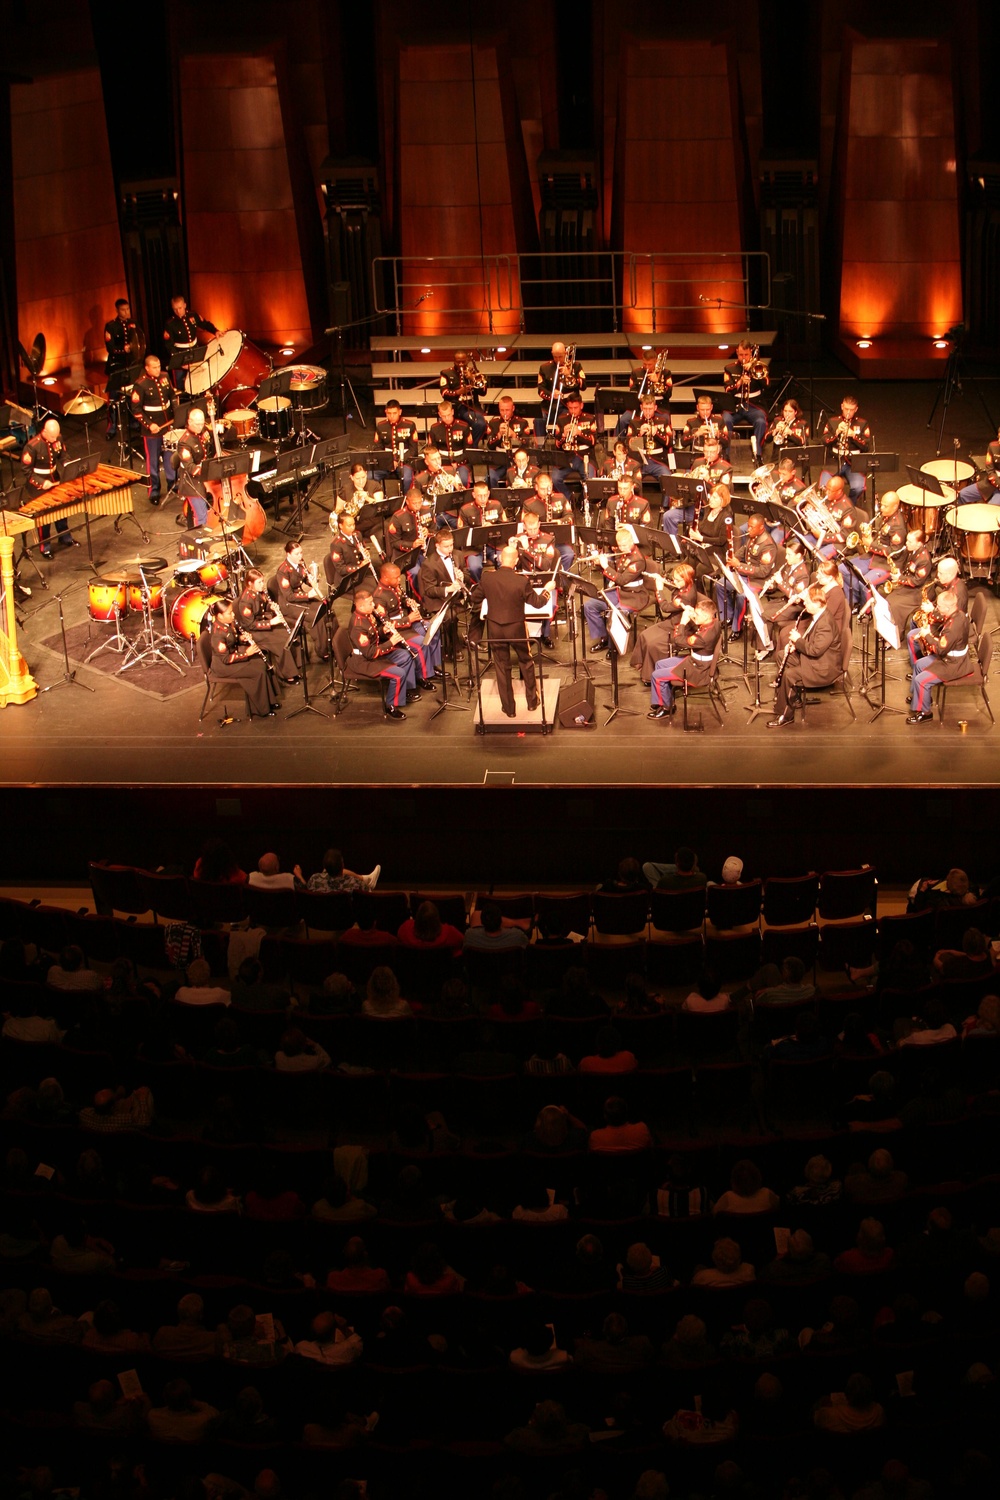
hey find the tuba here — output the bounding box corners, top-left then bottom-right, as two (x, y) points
(794, 482), (843, 544)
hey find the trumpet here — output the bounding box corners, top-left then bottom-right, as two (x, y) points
(563, 414), (580, 450)
(509, 466), (534, 489)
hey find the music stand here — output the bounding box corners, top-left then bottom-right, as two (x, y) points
(427, 597), (469, 718)
(864, 590), (904, 723)
(168, 345), (207, 392)
(780, 443), (825, 482)
(694, 386), (736, 414)
(602, 593), (636, 726)
(270, 445), (316, 533)
(905, 465), (947, 498)
(59, 453), (99, 564)
(286, 603), (330, 719)
(660, 475), (708, 522)
(861, 452), (899, 515)
(741, 584), (773, 725)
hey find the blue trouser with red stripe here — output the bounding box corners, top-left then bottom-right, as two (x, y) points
(400, 622), (441, 679)
(650, 655), (686, 708)
(378, 647), (418, 708)
(142, 432), (163, 500)
(910, 654), (945, 713)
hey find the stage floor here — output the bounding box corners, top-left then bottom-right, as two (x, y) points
(3, 373), (999, 790)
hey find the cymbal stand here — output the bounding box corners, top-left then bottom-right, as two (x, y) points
(113, 397), (144, 470)
(116, 565), (186, 676)
(30, 583), (95, 694)
(84, 599), (130, 663)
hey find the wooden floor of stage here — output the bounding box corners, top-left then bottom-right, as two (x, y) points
(4, 370), (1000, 791)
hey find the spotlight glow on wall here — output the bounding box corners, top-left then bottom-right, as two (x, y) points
(856, 339), (872, 350)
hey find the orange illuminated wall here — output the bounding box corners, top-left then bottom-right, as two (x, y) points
(616, 36), (746, 334)
(11, 66), (126, 377)
(396, 41), (524, 338)
(178, 53), (313, 349)
(837, 36), (961, 344)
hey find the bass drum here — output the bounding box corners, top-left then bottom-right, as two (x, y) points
(258, 394), (292, 442)
(88, 578), (127, 622)
(185, 329), (271, 409)
(164, 583), (214, 642)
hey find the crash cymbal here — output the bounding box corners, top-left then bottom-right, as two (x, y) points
(121, 554), (168, 572)
(101, 568), (145, 584)
(64, 388), (108, 416)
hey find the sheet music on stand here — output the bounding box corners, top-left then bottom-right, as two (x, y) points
(604, 593), (631, 656)
(422, 597), (452, 649)
(714, 552), (746, 603)
(870, 589), (900, 651)
(741, 579), (772, 650)
(904, 465), (947, 498)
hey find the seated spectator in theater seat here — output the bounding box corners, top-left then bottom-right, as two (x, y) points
(523, 1104), (587, 1154)
(313, 1175), (377, 1224)
(2, 991), (66, 1044)
(908, 866), (979, 913)
(397, 900), (464, 953)
(302, 1394), (373, 1448)
(837, 1011), (885, 1057)
(202, 1017), (264, 1069)
(175, 958), (231, 1007)
(509, 1320), (573, 1372)
(933, 925), (994, 981)
(389, 1104), (460, 1156)
(249, 852), (303, 890)
(845, 1149), (909, 1204)
(186, 1166), (241, 1215)
(153, 1293), (218, 1359)
(338, 894), (397, 949)
(295, 1310), (363, 1366)
(524, 1026), (575, 1076)
(50, 1214), (116, 1275)
(617, 1242), (677, 1293)
(245, 1162), (307, 1221)
(894, 999), (958, 1048)
(813, 1372), (885, 1433)
(683, 970), (731, 1014)
(714, 1159), (779, 1215)
(763, 1228), (831, 1285)
(963, 992), (1000, 1038)
(598, 855), (649, 893)
(326, 1237), (390, 1293)
(231, 957), (291, 1012)
(308, 972), (357, 1017)
(574, 1312), (654, 1373)
(504, 1399), (590, 1455)
(754, 957), (817, 1008)
(656, 1152), (713, 1218)
(456, 1023), (517, 1075)
(800, 1294), (868, 1354)
(768, 1011), (830, 1060)
(512, 1184), (569, 1222)
(0, 937), (46, 984)
(787, 1154), (842, 1207)
(193, 837), (247, 884)
(662, 1398), (740, 1446)
(643, 844), (708, 892)
(46, 944), (103, 993)
(834, 1217), (895, 1275)
(380, 1165), (440, 1223)
(720, 1297), (792, 1360)
(840, 1069), (901, 1132)
(274, 1027), (330, 1073)
(216, 1385), (281, 1445)
(692, 1238), (756, 1288)
(662, 1313), (718, 1369)
(362, 966), (412, 1019)
(466, 901), (529, 951)
(849, 936), (933, 994)
(588, 1095), (653, 1152)
(72, 1378), (148, 1432)
(306, 848), (379, 893)
(487, 980), (540, 1020)
(544, 965), (606, 1017)
(82, 1299), (148, 1352)
(898, 1206), (978, 1280)
(17, 1287), (85, 1344)
(898, 1066), (966, 1128)
(742, 1374), (796, 1441)
(404, 1241), (464, 1295)
(579, 1025), (637, 1073)
(147, 1379), (220, 1442)
(218, 1303), (289, 1365)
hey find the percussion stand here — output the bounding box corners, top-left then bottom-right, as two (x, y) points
(30, 583), (95, 695)
(117, 568), (186, 677)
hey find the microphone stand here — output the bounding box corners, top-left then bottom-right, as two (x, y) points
(29, 583), (95, 694)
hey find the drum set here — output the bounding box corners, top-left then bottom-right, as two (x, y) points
(896, 457), (1000, 583)
(184, 331), (328, 450)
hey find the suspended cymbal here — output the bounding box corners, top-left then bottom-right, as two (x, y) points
(121, 554), (168, 572)
(101, 567), (145, 583)
(64, 388), (108, 416)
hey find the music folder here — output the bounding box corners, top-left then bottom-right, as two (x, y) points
(60, 453), (100, 482)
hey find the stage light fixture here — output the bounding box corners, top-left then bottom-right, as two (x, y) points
(856, 339), (872, 349)
(933, 338), (949, 350)
(42, 376), (57, 386)
(420, 346), (431, 354)
(496, 346), (507, 353)
(279, 346), (295, 356)
(641, 344), (652, 351)
(717, 343), (729, 351)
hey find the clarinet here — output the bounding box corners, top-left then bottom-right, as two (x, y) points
(773, 609), (816, 693)
(234, 617), (279, 690)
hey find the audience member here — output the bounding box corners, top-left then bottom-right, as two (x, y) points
(714, 1159), (779, 1215)
(587, 1095), (653, 1152)
(312, 1175), (377, 1223)
(764, 1229), (831, 1285)
(662, 1313), (718, 1368)
(465, 902), (529, 951)
(152, 1294), (218, 1359)
(692, 1238), (756, 1288)
(573, 1313), (655, 1373)
(524, 1104), (587, 1154)
(656, 1153), (713, 1217)
(274, 1028), (330, 1072)
(306, 849), (379, 892)
(720, 1297), (792, 1360)
(617, 1242), (677, 1292)
(813, 1373), (885, 1433)
(509, 1321), (572, 1372)
(844, 1149), (909, 1204)
(146, 1380), (220, 1442)
(642, 846), (708, 891)
(894, 999), (958, 1048)
(683, 970), (731, 1013)
(175, 958), (231, 1007)
(192, 838), (246, 884)
(231, 956), (291, 1011)
(79, 1084), (154, 1135)
(504, 1400), (589, 1455)
(753, 957), (816, 1008)
(2, 993), (65, 1043)
(249, 853), (302, 890)
(186, 1167), (241, 1215)
(294, 1311), (363, 1366)
(579, 1026), (637, 1073)
(834, 1218), (895, 1275)
(326, 1237), (390, 1292)
(787, 1155), (842, 1206)
(338, 895), (397, 948)
(932, 926), (994, 981)
(397, 901), (464, 953)
(362, 966), (412, 1018)
(46, 944), (103, 993)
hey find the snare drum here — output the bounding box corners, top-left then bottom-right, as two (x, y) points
(897, 483), (950, 538)
(286, 364), (328, 411)
(258, 395), (292, 442)
(162, 428), (185, 454)
(127, 580), (164, 613)
(174, 556), (228, 589)
(921, 457), (975, 491)
(88, 577), (127, 622)
(223, 407), (257, 442)
(947, 503), (1000, 566)
(164, 583), (214, 641)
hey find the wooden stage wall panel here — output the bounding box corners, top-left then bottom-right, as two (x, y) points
(11, 66), (126, 377)
(396, 41), (523, 338)
(179, 53), (313, 349)
(837, 37), (962, 344)
(617, 36), (745, 335)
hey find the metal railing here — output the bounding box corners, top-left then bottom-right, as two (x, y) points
(373, 249), (771, 333)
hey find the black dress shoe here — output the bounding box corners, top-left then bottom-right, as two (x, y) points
(767, 709), (795, 727)
(39, 545), (53, 559)
(60, 534), (80, 547)
(407, 691), (422, 704)
(540, 635), (553, 649)
(589, 639), (609, 654)
(525, 697), (540, 712)
(149, 497), (161, 507)
(647, 704), (675, 719)
(280, 675), (300, 685)
(502, 706), (516, 717)
(385, 706), (406, 720)
(416, 678), (437, 690)
(906, 710), (933, 724)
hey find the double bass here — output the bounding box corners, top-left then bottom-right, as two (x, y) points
(204, 394), (267, 546)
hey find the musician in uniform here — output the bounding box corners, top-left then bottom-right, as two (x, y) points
(439, 350), (487, 444)
(486, 396), (533, 488)
(627, 393), (674, 481)
(760, 537), (810, 625)
(663, 437), (732, 538)
(648, 601), (721, 718)
(415, 443), (464, 531)
(372, 399), (418, 494)
(515, 511), (558, 574)
(522, 472), (574, 570)
(274, 539), (327, 657)
(601, 440), (644, 490)
(768, 583), (843, 727)
(104, 298), (138, 436)
(583, 526), (650, 651)
(162, 295), (217, 389)
(349, 587), (421, 720)
(716, 512), (778, 635)
(428, 402), (472, 489)
(419, 527), (466, 616)
(459, 480), (506, 582)
(617, 347), (673, 436)
(236, 570), (300, 683)
(956, 425), (1000, 505)
(374, 560), (441, 686)
(537, 342), (587, 436)
(336, 463), (385, 539)
(689, 482), (735, 591)
(766, 399), (810, 456)
(207, 598), (280, 717)
(886, 528), (933, 639)
(821, 394), (871, 500)
(506, 448), (541, 492)
(129, 353), (175, 506)
(174, 409), (212, 527)
(907, 591), (973, 724)
(631, 561), (700, 682)
(554, 393), (598, 490)
(607, 474), (651, 530)
(20, 417), (75, 557)
(854, 491), (907, 591)
(682, 395), (730, 455)
(723, 342), (769, 457)
(326, 513), (373, 598)
(905, 556), (968, 670)
(471, 544), (556, 717)
(386, 489), (431, 579)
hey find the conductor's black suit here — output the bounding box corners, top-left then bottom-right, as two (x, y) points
(471, 565), (549, 716)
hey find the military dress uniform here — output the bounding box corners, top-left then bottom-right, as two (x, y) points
(275, 558), (327, 656)
(887, 545), (934, 638)
(681, 412), (730, 454)
(348, 608), (418, 712)
(723, 357), (770, 455)
(910, 609), (973, 717)
(486, 411), (534, 487)
(372, 415), (419, 494)
(650, 614), (722, 713)
(21, 433), (73, 554)
(856, 511), (907, 590)
(104, 313), (139, 433)
(906, 575), (970, 670)
(820, 412), (872, 500)
(326, 529), (371, 596)
(174, 427), (211, 526)
(373, 578), (441, 682)
(209, 617), (279, 717)
(386, 503), (431, 584)
(607, 489), (652, 530)
(428, 418), (472, 489)
(459, 493), (506, 581)
(537, 356), (587, 437)
(761, 557), (811, 626)
(583, 544), (650, 645)
(162, 307), (217, 388)
(521, 489), (575, 570)
(553, 408), (597, 489)
(766, 415), (811, 455)
(616, 360), (674, 436)
(236, 588), (299, 682)
(957, 440), (1000, 506)
(626, 407), (674, 480)
(716, 531), (778, 632)
(506, 458), (541, 492)
(130, 371), (175, 504)
(439, 362), (488, 443)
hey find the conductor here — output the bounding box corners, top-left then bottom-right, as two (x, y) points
(471, 544), (556, 718)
